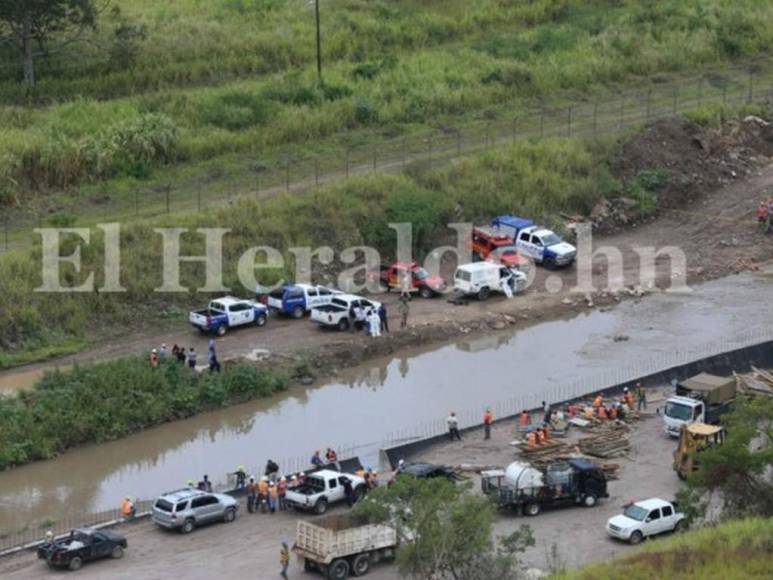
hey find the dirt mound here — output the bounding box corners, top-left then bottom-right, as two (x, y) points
(614, 115), (773, 210)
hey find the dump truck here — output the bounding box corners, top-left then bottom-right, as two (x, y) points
(294, 515), (397, 579)
(663, 373), (736, 437)
(481, 458), (608, 516)
(673, 423), (726, 480)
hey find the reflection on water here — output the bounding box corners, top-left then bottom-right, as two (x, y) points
(0, 272), (770, 531)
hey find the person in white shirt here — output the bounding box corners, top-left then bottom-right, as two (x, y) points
(369, 309), (381, 337)
(447, 412), (461, 441)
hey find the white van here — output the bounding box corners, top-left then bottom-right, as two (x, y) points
(453, 262), (526, 300)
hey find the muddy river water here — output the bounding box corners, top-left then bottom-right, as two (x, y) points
(0, 271), (771, 531)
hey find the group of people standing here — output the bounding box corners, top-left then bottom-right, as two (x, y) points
(149, 339), (221, 373)
(350, 302), (389, 337)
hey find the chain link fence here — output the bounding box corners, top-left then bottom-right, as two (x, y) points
(3, 60), (773, 253)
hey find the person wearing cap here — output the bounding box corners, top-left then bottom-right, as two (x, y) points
(246, 476), (258, 513)
(121, 496), (136, 519)
(636, 382), (647, 411)
(149, 349), (159, 369)
(298, 472), (307, 485)
(396, 459), (405, 474)
(310, 450), (324, 468)
(368, 469), (379, 489)
(277, 476), (288, 510)
(159, 344), (168, 359)
(268, 482), (279, 513)
(258, 477), (269, 513)
(288, 474), (299, 489)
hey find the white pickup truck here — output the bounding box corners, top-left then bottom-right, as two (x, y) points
(294, 516), (397, 579)
(284, 470), (368, 515)
(606, 498), (686, 544)
(189, 297), (268, 336)
(515, 226), (576, 268)
(310, 295), (382, 332)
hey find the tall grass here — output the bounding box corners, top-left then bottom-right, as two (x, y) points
(0, 137), (616, 350)
(0, 357), (288, 469)
(557, 518), (773, 580)
(1, 0), (773, 193)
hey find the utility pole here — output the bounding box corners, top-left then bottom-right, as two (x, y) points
(314, 0), (322, 82)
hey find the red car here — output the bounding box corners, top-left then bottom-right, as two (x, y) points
(472, 226), (529, 269)
(373, 262), (447, 298)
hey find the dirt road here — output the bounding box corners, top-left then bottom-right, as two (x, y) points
(0, 391), (682, 579)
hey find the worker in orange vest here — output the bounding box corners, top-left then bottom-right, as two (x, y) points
(526, 431), (537, 448)
(121, 497), (135, 519)
(592, 394), (603, 408)
(519, 410), (530, 429)
(268, 483), (279, 513)
(483, 409), (494, 440)
(258, 477), (269, 513)
(598, 406), (608, 420)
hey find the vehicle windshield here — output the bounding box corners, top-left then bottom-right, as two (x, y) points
(155, 499), (173, 512)
(415, 268), (429, 280)
(623, 505), (648, 521)
(665, 401), (692, 421)
(209, 302), (226, 312)
(269, 288), (286, 299)
(541, 233), (561, 246)
(456, 270), (471, 282)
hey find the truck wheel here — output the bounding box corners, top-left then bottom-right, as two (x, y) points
(419, 286), (433, 299)
(477, 287), (490, 301)
(329, 559), (350, 580)
(583, 495), (597, 508)
(292, 306), (304, 319)
(524, 502), (541, 517)
(337, 319), (350, 332)
(543, 257), (556, 270)
(351, 553), (371, 576)
(304, 559), (317, 572)
(353, 485), (367, 502)
(314, 498), (328, 515)
(181, 518), (195, 534)
(216, 325), (227, 337)
(628, 530), (643, 545)
(255, 314), (267, 327)
(223, 507), (236, 523)
(69, 557), (83, 571)
(111, 546), (124, 559)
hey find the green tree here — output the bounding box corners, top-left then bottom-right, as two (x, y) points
(689, 396), (773, 518)
(353, 477), (534, 579)
(0, 0), (98, 85)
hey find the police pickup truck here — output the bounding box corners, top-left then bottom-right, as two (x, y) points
(266, 284), (341, 318)
(492, 215), (576, 269)
(310, 294), (381, 331)
(189, 296), (268, 336)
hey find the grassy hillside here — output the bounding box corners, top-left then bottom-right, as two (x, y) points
(557, 518), (773, 580)
(1, 0), (772, 201)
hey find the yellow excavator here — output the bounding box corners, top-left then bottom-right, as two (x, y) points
(673, 423), (726, 480)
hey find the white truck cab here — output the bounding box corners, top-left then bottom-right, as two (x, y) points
(606, 498), (686, 544)
(454, 262), (526, 301)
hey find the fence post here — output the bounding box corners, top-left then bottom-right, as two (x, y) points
(619, 97), (624, 129)
(285, 159), (290, 193)
(198, 186), (202, 212)
(427, 135), (432, 169)
(672, 86), (678, 115)
(646, 89), (652, 121)
(722, 82), (727, 105)
(457, 129), (462, 155)
(165, 185), (170, 214)
(511, 119), (517, 143)
(373, 147), (377, 171)
(540, 110), (544, 138)
(485, 124), (491, 148)
(593, 102), (598, 137)
(402, 137), (407, 168)
(134, 190), (139, 217)
(567, 107), (572, 137)
(315, 159), (320, 187)
(3, 217), (7, 252)
(747, 70), (754, 103)
(345, 148), (350, 178)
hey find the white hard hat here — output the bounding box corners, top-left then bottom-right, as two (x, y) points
(261, 476), (268, 481)
(299, 472), (305, 477)
(152, 349), (157, 353)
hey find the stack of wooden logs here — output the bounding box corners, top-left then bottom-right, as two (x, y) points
(735, 367), (773, 397)
(577, 422), (631, 459)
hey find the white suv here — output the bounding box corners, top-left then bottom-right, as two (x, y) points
(606, 498), (686, 544)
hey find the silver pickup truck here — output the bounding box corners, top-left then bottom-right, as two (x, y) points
(284, 470), (368, 515)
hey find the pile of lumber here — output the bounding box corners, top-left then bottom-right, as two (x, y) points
(578, 424), (631, 458)
(735, 367), (773, 396)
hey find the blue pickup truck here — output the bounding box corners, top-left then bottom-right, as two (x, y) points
(266, 284), (341, 318)
(189, 297), (268, 336)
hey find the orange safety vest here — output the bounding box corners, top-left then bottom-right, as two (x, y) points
(526, 432), (537, 448)
(519, 412), (530, 427)
(598, 406), (608, 420)
(483, 412), (493, 425)
(258, 480), (268, 495)
(121, 500), (133, 516)
(356, 469), (366, 478)
(593, 396), (603, 408)
(625, 393), (634, 408)
(269, 486), (278, 498)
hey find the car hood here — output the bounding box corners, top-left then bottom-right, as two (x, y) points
(608, 514), (638, 529)
(547, 242), (576, 256)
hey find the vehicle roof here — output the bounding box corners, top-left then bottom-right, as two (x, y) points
(530, 228), (556, 238)
(491, 215), (534, 230)
(474, 226), (511, 240)
(157, 488), (209, 502)
(687, 423), (724, 436)
(681, 373), (734, 391)
(668, 396), (701, 406)
(333, 294), (379, 303)
(633, 498), (672, 510)
(457, 262), (501, 272)
(310, 469), (350, 478)
(210, 296), (248, 305)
